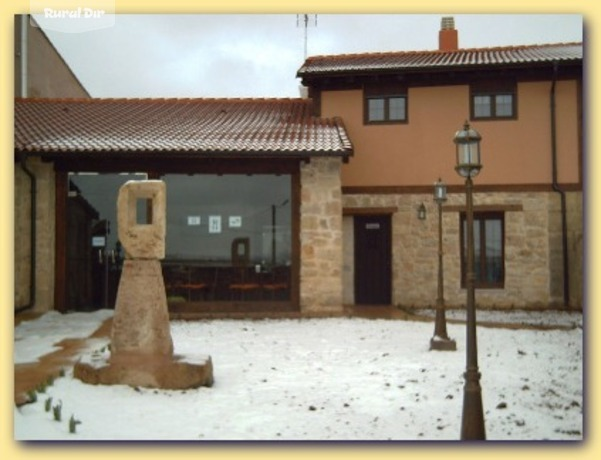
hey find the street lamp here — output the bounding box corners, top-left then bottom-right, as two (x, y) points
(429, 178), (456, 351)
(454, 121), (485, 440)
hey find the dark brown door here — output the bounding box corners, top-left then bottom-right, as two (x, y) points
(354, 215), (392, 305)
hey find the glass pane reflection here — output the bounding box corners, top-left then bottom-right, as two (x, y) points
(162, 174), (292, 302)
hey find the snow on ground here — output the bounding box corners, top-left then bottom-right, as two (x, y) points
(14, 309), (583, 441)
(14, 309), (114, 364)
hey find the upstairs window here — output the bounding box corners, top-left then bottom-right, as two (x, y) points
(366, 95), (407, 123)
(471, 80), (517, 120)
(364, 83), (408, 124)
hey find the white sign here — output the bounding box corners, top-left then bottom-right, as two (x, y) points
(209, 216), (222, 234)
(187, 216), (201, 226)
(92, 236), (106, 247)
(229, 216), (242, 228)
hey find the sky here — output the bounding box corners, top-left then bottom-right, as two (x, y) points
(34, 13), (584, 99)
(14, 308), (583, 441)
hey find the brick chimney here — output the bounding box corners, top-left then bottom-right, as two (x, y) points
(439, 16), (458, 51)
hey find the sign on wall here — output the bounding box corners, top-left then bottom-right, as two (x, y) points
(208, 215), (222, 234)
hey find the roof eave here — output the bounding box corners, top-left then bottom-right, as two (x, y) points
(14, 147), (353, 161)
(298, 59), (583, 81)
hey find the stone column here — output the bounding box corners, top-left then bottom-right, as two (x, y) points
(299, 158), (344, 314)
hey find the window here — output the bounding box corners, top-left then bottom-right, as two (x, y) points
(471, 81), (516, 120)
(366, 96), (407, 123)
(162, 174), (292, 302)
(460, 212), (505, 288)
(364, 83), (408, 124)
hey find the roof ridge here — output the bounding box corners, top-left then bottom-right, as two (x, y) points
(305, 41), (582, 61)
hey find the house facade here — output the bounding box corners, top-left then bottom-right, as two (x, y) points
(297, 18), (583, 310)
(14, 17), (583, 316)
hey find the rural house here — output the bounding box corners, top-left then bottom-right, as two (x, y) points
(14, 17), (583, 317)
(296, 17), (583, 311)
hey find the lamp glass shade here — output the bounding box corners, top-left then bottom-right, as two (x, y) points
(454, 122), (482, 178)
(434, 179), (447, 203)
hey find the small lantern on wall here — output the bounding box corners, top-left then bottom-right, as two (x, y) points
(453, 121), (482, 178)
(417, 203), (427, 220)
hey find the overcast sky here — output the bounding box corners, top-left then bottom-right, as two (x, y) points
(35, 14), (583, 99)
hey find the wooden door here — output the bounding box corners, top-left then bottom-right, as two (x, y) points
(354, 215), (392, 305)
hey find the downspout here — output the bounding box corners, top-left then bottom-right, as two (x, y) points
(550, 61), (570, 307)
(16, 153), (37, 313)
(20, 14), (28, 98)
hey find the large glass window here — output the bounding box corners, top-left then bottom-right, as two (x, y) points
(67, 172), (148, 310)
(65, 172), (293, 309)
(162, 174), (292, 302)
(460, 212), (505, 288)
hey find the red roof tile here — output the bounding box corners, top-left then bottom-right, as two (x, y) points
(297, 42), (582, 76)
(14, 98), (353, 158)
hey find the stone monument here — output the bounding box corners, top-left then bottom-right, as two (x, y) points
(74, 180), (213, 389)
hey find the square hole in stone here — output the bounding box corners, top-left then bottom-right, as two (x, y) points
(136, 198), (153, 225)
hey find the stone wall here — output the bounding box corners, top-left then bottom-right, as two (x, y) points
(299, 158), (344, 313)
(343, 190), (583, 310)
(14, 157), (56, 312)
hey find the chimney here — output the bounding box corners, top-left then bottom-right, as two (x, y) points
(439, 16), (458, 51)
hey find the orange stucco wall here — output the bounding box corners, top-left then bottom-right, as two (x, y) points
(321, 80), (580, 188)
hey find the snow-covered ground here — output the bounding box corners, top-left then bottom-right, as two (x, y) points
(14, 309), (584, 441)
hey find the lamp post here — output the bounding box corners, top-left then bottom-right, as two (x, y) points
(430, 178), (456, 351)
(454, 121), (486, 440)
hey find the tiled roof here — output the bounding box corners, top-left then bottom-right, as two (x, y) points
(297, 42), (583, 76)
(14, 98), (353, 158)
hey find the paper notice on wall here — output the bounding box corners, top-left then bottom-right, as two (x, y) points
(209, 215), (222, 234)
(229, 216), (242, 228)
(187, 216), (201, 226)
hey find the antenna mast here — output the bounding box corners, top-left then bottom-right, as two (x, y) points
(296, 14), (317, 60)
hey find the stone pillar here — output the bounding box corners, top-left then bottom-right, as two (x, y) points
(14, 157), (55, 312)
(111, 180), (173, 357)
(300, 158), (344, 314)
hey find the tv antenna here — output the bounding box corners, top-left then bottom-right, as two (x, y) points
(296, 14), (317, 60)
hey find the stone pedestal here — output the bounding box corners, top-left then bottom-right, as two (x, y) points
(74, 180), (213, 389)
(111, 259), (173, 357)
(74, 352), (214, 390)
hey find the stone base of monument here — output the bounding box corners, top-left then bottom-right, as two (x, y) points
(73, 352), (214, 389)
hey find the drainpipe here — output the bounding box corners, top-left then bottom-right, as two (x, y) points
(19, 14), (28, 98)
(550, 61), (570, 307)
(16, 153), (37, 313)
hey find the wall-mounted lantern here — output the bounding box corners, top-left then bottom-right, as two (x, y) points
(417, 203), (427, 220)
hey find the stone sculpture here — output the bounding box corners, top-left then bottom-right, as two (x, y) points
(74, 180), (213, 389)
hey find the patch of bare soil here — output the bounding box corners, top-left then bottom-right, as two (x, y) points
(14, 318), (112, 406)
